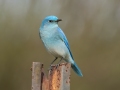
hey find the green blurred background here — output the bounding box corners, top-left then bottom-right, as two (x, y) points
(0, 0), (120, 90)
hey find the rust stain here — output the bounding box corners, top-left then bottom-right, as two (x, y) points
(49, 65), (62, 90)
(48, 63), (71, 90)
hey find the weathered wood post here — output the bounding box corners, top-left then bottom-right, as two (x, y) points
(31, 62), (43, 90)
(31, 62), (71, 90)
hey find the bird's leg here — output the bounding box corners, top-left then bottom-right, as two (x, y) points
(57, 57), (63, 64)
(56, 57), (63, 69)
(49, 57), (58, 70)
(50, 57), (58, 65)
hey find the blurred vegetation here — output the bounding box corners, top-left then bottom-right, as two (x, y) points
(0, 0), (120, 90)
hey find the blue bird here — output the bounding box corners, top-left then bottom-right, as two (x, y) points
(39, 16), (83, 76)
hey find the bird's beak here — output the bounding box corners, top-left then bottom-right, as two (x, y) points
(56, 19), (62, 22)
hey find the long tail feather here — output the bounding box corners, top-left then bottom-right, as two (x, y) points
(71, 62), (83, 77)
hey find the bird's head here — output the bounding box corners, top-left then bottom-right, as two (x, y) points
(41, 16), (62, 28)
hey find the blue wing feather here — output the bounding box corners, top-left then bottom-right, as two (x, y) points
(57, 28), (74, 60)
(57, 28), (83, 76)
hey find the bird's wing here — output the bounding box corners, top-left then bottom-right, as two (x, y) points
(57, 27), (74, 60)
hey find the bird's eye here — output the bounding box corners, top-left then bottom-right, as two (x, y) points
(49, 20), (53, 22)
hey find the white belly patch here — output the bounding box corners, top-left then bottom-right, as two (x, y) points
(47, 42), (68, 58)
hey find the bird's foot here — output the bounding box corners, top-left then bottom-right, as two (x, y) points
(55, 64), (60, 69)
(48, 63), (60, 71)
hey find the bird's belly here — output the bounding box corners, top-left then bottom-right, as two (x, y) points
(49, 46), (66, 57)
(45, 41), (68, 58)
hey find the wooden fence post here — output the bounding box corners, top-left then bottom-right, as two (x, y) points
(31, 62), (71, 90)
(31, 62), (43, 90)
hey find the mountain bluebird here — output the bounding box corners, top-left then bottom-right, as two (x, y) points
(39, 16), (83, 76)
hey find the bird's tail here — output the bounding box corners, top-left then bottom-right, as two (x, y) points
(71, 62), (83, 77)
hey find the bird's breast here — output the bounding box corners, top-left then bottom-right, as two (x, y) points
(40, 26), (70, 59)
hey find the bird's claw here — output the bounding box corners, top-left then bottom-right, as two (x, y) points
(55, 64), (60, 69)
(48, 64), (60, 71)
